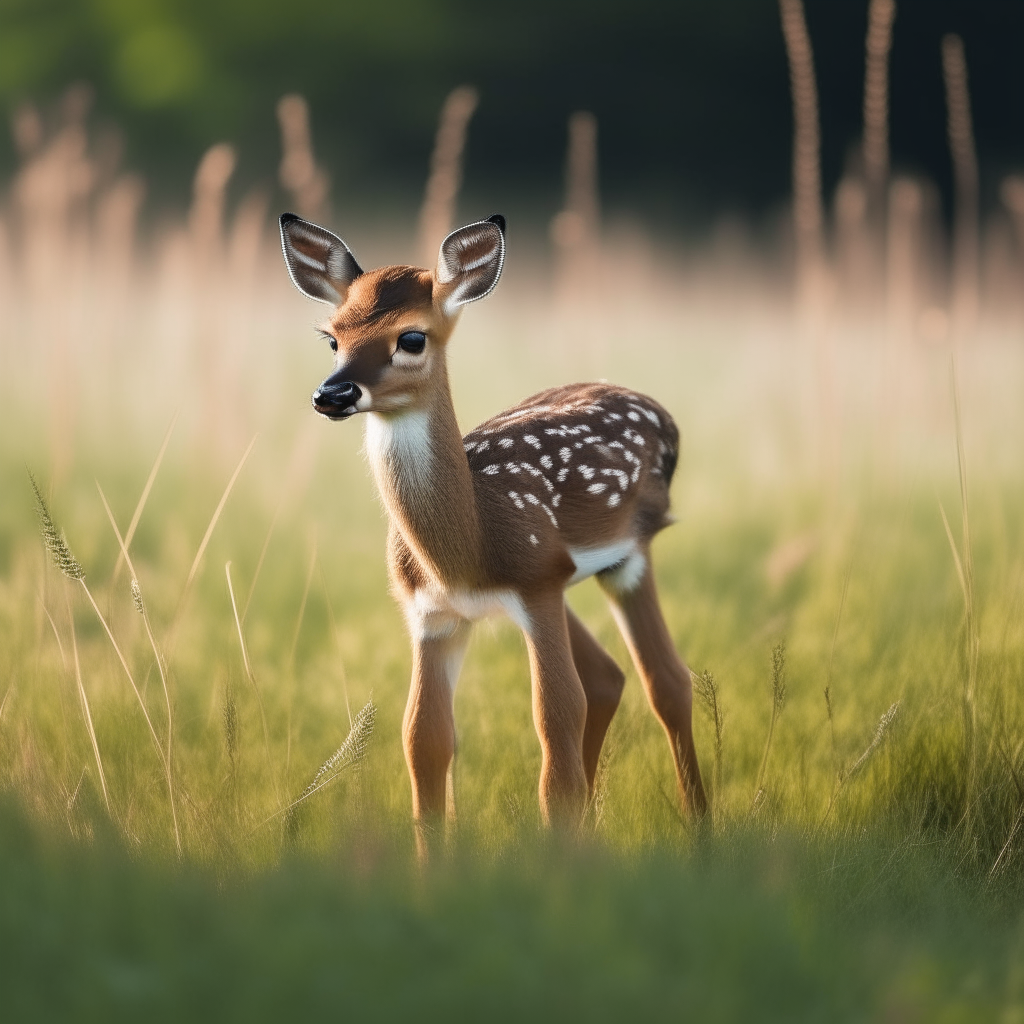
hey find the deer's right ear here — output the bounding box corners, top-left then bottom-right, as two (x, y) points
(279, 213), (363, 305)
(434, 215), (505, 316)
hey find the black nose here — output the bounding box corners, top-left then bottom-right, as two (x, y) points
(312, 378), (362, 417)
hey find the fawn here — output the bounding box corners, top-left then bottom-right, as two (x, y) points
(279, 212), (706, 849)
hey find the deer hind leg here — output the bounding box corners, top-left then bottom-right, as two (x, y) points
(402, 619), (471, 856)
(599, 555), (707, 817)
(522, 594), (589, 826)
(565, 605), (625, 793)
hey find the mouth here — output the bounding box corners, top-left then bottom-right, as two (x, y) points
(311, 400), (359, 420)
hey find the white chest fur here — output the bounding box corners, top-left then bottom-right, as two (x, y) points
(365, 409), (433, 491)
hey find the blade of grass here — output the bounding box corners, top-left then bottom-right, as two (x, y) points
(0, 685), (14, 725)
(96, 480), (181, 856)
(318, 560), (353, 731)
(226, 561), (278, 805)
(112, 411), (178, 582)
(287, 534), (318, 673)
(65, 588), (110, 814)
(938, 499), (968, 606)
(242, 495), (284, 624)
(166, 434), (257, 655)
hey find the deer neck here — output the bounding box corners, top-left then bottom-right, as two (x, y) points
(364, 368), (481, 587)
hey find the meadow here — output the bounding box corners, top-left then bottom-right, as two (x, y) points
(4, 92), (1024, 1020)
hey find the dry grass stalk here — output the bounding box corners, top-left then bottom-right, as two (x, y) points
(112, 411), (178, 582)
(97, 481), (182, 855)
(418, 85), (479, 266)
(693, 669), (724, 813)
(287, 535), (319, 672)
(277, 94), (330, 222)
(1001, 176), (1024, 255)
(941, 34), (979, 337)
(751, 642), (787, 812)
(824, 560), (854, 773)
(225, 561), (278, 803)
(189, 143), (236, 265)
(551, 111), (602, 298)
(166, 432), (258, 656)
(886, 177), (924, 338)
(778, 0), (826, 301)
(0, 685), (14, 724)
(862, 0), (896, 218)
(938, 359), (978, 798)
(66, 588), (110, 814)
(318, 560), (353, 730)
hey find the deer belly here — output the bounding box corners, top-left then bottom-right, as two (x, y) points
(407, 586), (531, 640)
(567, 539), (643, 586)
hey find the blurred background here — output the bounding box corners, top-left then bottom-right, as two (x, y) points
(2, 0), (1023, 473)
(1, 0), (1023, 231)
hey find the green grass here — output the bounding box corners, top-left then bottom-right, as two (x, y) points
(3, 317), (1024, 1020)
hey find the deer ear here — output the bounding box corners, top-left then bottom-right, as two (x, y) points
(279, 213), (363, 305)
(434, 214), (505, 315)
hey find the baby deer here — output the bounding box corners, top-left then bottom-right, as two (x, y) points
(280, 212), (706, 848)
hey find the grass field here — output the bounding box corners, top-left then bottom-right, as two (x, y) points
(3, 262), (1024, 1020)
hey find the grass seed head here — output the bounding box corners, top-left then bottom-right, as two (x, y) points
(305, 699), (377, 797)
(770, 642), (787, 715)
(131, 578), (145, 615)
(223, 685), (238, 768)
(694, 669), (720, 722)
(29, 471), (85, 581)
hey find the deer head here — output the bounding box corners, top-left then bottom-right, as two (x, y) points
(280, 212), (505, 420)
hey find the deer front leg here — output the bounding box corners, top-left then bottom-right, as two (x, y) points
(402, 620), (470, 857)
(523, 594), (589, 827)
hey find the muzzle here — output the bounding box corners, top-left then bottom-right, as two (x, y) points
(311, 373), (362, 419)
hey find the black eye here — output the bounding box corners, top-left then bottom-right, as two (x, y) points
(397, 331), (426, 354)
(328, 336), (338, 352)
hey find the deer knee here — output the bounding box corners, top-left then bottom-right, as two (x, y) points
(402, 705), (455, 784)
(647, 662), (694, 727)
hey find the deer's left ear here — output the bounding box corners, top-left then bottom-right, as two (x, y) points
(434, 214), (505, 315)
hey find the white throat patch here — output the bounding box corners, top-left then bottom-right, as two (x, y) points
(365, 409), (433, 491)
